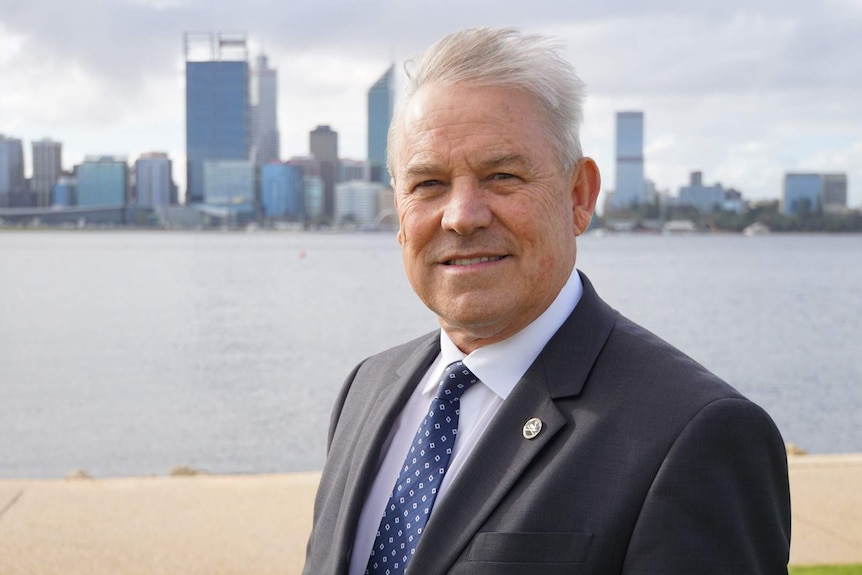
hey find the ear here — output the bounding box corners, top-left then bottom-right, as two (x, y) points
(571, 157), (601, 235)
(393, 185), (404, 245)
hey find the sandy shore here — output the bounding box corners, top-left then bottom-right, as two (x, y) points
(0, 455), (859, 574)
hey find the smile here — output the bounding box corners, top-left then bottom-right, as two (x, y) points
(445, 256), (505, 266)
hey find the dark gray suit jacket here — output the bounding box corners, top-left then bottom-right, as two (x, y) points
(304, 273), (791, 574)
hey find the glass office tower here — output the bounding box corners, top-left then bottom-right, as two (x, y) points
(613, 111), (646, 210)
(184, 32), (250, 204)
(367, 65), (394, 186)
(250, 54), (280, 167)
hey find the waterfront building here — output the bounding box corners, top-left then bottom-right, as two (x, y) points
(340, 158), (369, 183)
(335, 180), (388, 228)
(303, 175), (324, 222)
(287, 155), (321, 179)
(723, 188), (746, 214)
(783, 173), (823, 215)
(184, 32), (250, 204)
(250, 54), (280, 167)
(309, 125), (339, 219)
(202, 160), (254, 206)
(611, 111), (646, 210)
(0, 134), (25, 207)
(821, 174), (848, 212)
(51, 174), (76, 207)
(678, 171), (726, 214)
(134, 152), (173, 208)
(76, 156), (129, 207)
(31, 138), (63, 207)
(782, 172), (849, 215)
(261, 162), (304, 219)
(368, 64), (395, 186)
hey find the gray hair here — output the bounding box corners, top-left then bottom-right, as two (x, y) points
(387, 27), (586, 182)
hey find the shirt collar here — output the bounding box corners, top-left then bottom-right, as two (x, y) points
(426, 267), (584, 400)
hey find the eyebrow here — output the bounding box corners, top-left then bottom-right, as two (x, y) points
(404, 153), (534, 179)
(476, 153), (533, 172)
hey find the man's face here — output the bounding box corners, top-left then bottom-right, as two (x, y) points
(393, 83), (599, 352)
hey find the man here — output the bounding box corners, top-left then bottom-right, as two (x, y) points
(304, 28), (790, 574)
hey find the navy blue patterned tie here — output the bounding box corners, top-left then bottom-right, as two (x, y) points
(366, 361), (478, 575)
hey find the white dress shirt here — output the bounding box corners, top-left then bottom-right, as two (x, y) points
(348, 268), (584, 575)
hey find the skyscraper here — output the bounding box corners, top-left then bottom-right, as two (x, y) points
(782, 172), (848, 215)
(821, 174), (848, 210)
(32, 138), (63, 207)
(782, 173), (822, 216)
(368, 64), (395, 186)
(184, 32), (250, 204)
(309, 125), (338, 219)
(250, 54), (280, 167)
(75, 156), (129, 207)
(0, 134), (25, 207)
(135, 152), (173, 207)
(335, 180), (388, 229)
(612, 111), (646, 210)
(261, 163), (304, 219)
(203, 160), (254, 205)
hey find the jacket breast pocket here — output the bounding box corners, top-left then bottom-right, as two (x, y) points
(459, 531), (593, 574)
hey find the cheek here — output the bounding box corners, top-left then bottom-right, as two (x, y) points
(397, 203), (435, 248)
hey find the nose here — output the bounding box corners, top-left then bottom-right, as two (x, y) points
(441, 177), (492, 235)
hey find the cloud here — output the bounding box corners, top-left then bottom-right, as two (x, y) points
(1, 0), (859, 206)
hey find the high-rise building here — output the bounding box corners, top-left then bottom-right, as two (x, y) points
(340, 158), (369, 183)
(309, 125), (338, 219)
(31, 139), (63, 207)
(261, 163), (304, 219)
(782, 172), (848, 215)
(203, 160), (254, 205)
(782, 173), (822, 216)
(184, 32), (250, 204)
(612, 111), (646, 210)
(335, 180), (388, 228)
(250, 54), (280, 167)
(287, 155), (322, 222)
(368, 64), (395, 186)
(821, 174), (848, 210)
(75, 156), (129, 207)
(303, 175), (325, 222)
(678, 171), (726, 214)
(135, 152), (173, 207)
(51, 174), (76, 207)
(0, 134), (25, 207)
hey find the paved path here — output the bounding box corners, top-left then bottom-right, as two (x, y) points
(0, 455), (859, 574)
(789, 454), (862, 566)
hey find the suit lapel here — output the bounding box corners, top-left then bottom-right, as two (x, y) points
(408, 364), (567, 574)
(407, 273), (618, 573)
(329, 333), (441, 571)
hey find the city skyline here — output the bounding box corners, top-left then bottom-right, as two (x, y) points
(1, 1), (860, 207)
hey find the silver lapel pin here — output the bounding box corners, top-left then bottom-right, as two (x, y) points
(522, 417), (543, 440)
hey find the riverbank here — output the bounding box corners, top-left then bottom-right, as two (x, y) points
(0, 454), (859, 574)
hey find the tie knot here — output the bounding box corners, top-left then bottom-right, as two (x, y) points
(436, 361), (478, 403)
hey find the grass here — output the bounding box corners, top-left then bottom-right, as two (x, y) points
(790, 566), (862, 575)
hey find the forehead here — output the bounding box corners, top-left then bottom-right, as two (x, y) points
(397, 84), (553, 171)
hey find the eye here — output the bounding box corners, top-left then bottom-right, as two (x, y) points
(416, 179), (443, 188)
(488, 173), (517, 182)
(410, 179), (445, 194)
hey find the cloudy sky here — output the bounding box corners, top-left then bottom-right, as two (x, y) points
(2, 0), (860, 208)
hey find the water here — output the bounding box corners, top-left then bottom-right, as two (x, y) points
(1, 231), (860, 478)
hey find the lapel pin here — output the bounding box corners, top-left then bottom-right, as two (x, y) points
(522, 417), (543, 440)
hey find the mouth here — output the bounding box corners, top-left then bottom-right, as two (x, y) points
(444, 255), (506, 266)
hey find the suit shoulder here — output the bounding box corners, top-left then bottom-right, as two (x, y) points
(602, 313), (743, 402)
